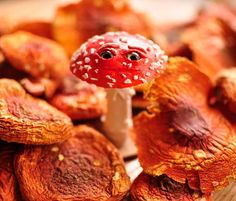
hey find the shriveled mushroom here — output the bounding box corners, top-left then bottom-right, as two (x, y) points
(0, 142), (22, 201)
(211, 68), (236, 114)
(70, 32), (167, 156)
(131, 173), (209, 201)
(15, 125), (130, 201)
(53, 0), (153, 56)
(182, 17), (236, 79)
(50, 73), (106, 120)
(0, 31), (69, 98)
(0, 79), (73, 144)
(134, 57), (236, 196)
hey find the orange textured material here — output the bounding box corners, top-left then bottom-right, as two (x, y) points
(53, 0), (153, 56)
(130, 173), (209, 201)
(15, 125), (130, 201)
(0, 79), (73, 144)
(134, 57), (236, 194)
(50, 74), (106, 120)
(0, 142), (22, 201)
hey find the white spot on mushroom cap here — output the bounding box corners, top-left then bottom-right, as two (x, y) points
(76, 61), (82, 65)
(121, 73), (127, 78)
(84, 65), (92, 71)
(107, 82), (114, 88)
(127, 63), (132, 68)
(145, 72), (151, 77)
(140, 78), (147, 83)
(133, 75), (138, 80)
(94, 69), (99, 73)
(72, 68), (77, 74)
(84, 57), (90, 63)
(91, 77), (98, 81)
(122, 62), (127, 66)
(90, 48), (96, 54)
(99, 41), (105, 45)
(79, 66), (84, 71)
(106, 75), (116, 83)
(82, 73), (89, 79)
(119, 37), (127, 43)
(124, 79), (132, 84)
(95, 59), (99, 63)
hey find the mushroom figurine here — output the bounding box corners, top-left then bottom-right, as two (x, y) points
(70, 32), (167, 156)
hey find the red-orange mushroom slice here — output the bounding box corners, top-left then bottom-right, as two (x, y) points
(0, 142), (22, 201)
(53, 0), (153, 56)
(14, 125), (130, 201)
(0, 31), (69, 97)
(182, 18), (236, 79)
(134, 57), (236, 194)
(0, 79), (73, 144)
(130, 173), (209, 201)
(50, 74), (106, 120)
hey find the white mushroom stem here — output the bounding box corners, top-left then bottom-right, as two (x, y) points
(102, 88), (136, 152)
(212, 180), (236, 201)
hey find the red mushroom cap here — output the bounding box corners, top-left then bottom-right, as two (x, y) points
(70, 32), (167, 88)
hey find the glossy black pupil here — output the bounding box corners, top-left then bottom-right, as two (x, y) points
(100, 50), (113, 59)
(128, 52), (140, 61)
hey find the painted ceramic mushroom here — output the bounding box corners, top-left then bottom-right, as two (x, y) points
(70, 32), (167, 155)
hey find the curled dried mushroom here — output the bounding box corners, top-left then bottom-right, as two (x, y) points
(50, 74), (106, 120)
(53, 0), (153, 55)
(212, 68), (236, 114)
(134, 57), (236, 194)
(182, 18), (236, 79)
(0, 79), (73, 144)
(130, 173), (208, 201)
(0, 31), (69, 98)
(0, 142), (22, 201)
(14, 125), (130, 201)
(11, 21), (53, 39)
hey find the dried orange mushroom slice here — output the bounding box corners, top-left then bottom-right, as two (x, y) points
(50, 74), (106, 120)
(130, 173), (209, 201)
(134, 57), (236, 194)
(0, 31), (68, 80)
(15, 125), (130, 201)
(0, 142), (22, 201)
(182, 18), (236, 79)
(0, 79), (73, 144)
(213, 68), (236, 114)
(12, 21), (53, 39)
(53, 0), (153, 55)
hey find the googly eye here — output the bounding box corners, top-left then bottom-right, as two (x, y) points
(100, 50), (114, 59)
(127, 52), (141, 61)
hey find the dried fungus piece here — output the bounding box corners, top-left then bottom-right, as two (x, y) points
(212, 68), (236, 114)
(134, 57), (236, 194)
(53, 0), (153, 55)
(15, 125), (130, 201)
(0, 31), (69, 98)
(12, 21), (53, 39)
(50, 74), (106, 120)
(182, 18), (236, 79)
(130, 173), (209, 201)
(153, 21), (193, 58)
(0, 31), (68, 80)
(0, 142), (22, 201)
(198, 3), (236, 32)
(0, 79), (73, 144)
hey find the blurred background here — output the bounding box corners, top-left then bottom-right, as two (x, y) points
(0, 0), (235, 24)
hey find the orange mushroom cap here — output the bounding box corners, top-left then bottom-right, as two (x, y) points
(131, 173), (209, 201)
(134, 57), (236, 194)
